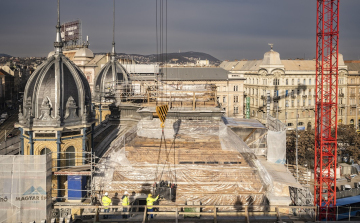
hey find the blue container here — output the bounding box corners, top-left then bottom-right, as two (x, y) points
(68, 175), (87, 200)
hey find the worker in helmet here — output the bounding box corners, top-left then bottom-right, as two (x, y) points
(146, 193), (159, 219)
(102, 192), (112, 219)
(122, 191), (130, 219)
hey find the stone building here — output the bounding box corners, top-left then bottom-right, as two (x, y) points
(343, 61), (360, 128)
(0, 69), (15, 108)
(221, 46), (349, 129)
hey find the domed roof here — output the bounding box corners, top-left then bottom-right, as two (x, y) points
(19, 53), (92, 127)
(93, 57), (130, 102)
(18, 0), (93, 128)
(74, 48), (94, 58)
(262, 50), (282, 65)
(48, 51), (55, 58)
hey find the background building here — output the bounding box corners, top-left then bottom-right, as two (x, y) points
(221, 47), (350, 129)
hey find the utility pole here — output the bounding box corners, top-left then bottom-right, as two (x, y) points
(295, 108), (299, 181)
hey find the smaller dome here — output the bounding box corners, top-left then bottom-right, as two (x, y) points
(74, 48), (94, 58)
(48, 51), (55, 58)
(262, 50), (281, 65)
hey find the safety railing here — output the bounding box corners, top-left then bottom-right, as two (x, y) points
(52, 204), (316, 222)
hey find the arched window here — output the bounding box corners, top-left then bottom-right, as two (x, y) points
(40, 147), (51, 155)
(66, 146), (76, 167)
(350, 119), (354, 126)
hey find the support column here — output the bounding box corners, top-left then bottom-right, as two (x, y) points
(29, 131), (34, 155)
(99, 104), (102, 123)
(56, 131), (61, 200)
(19, 128), (24, 155)
(82, 127), (87, 165)
(91, 123), (95, 154)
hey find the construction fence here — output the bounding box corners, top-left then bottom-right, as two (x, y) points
(0, 155), (52, 223)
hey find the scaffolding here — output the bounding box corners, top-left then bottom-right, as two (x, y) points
(108, 80), (218, 110)
(51, 151), (96, 203)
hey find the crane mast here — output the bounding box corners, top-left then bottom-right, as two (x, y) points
(314, 0), (339, 220)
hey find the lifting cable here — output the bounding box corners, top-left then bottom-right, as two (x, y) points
(154, 0), (175, 187)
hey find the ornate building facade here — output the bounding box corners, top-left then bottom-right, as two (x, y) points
(16, 1), (95, 199)
(221, 47), (349, 129)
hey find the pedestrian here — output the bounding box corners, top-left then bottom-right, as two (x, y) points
(111, 192), (120, 212)
(146, 194), (159, 219)
(122, 191), (130, 219)
(102, 192), (111, 219)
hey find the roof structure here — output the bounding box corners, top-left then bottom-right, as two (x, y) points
(86, 54), (106, 67)
(74, 48), (94, 58)
(161, 67), (233, 81)
(94, 118), (269, 207)
(18, 0), (92, 128)
(345, 62), (360, 74)
(222, 51), (347, 73)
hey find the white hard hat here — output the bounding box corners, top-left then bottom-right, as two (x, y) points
(104, 192), (108, 196)
(124, 191), (129, 195)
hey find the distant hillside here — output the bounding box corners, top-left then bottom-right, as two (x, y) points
(95, 51), (220, 64)
(0, 53), (11, 57)
(148, 51), (220, 63)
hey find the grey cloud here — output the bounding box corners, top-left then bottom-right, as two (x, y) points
(0, 0), (360, 60)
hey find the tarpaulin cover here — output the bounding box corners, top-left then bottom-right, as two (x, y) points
(94, 119), (277, 209)
(0, 155), (52, 223)
(267, 130), (286, 164)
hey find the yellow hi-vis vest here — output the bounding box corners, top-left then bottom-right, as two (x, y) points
(146, 196), (159, 209)
(122, 195), (129, 206)
(102, 196), (111, 209)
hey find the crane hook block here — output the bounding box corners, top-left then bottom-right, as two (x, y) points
(156, 105), (169, 128)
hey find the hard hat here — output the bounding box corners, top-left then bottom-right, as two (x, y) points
(124, 191), (129, 195)
(104, 192), (108, 196)
(148, 193), (152, 197)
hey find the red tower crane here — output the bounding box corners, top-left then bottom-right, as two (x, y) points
(314, 0), (339, 220)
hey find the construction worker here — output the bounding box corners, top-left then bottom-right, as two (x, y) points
(111, 192), (120, 212)
(102, 192), (112, 219)
(146, 194), (159, 219)
(122, 191), (130, 219)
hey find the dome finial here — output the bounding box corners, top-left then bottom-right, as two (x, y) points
(111, 0), (116, 60)
(268, 43), (274, 51)
(54, 0), (63, 54)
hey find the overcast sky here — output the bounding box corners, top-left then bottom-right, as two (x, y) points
(1, 0), (360, 61)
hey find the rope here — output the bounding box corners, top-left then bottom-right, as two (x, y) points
(154, 128), (165, 182)
(154, 127), (178, 185)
